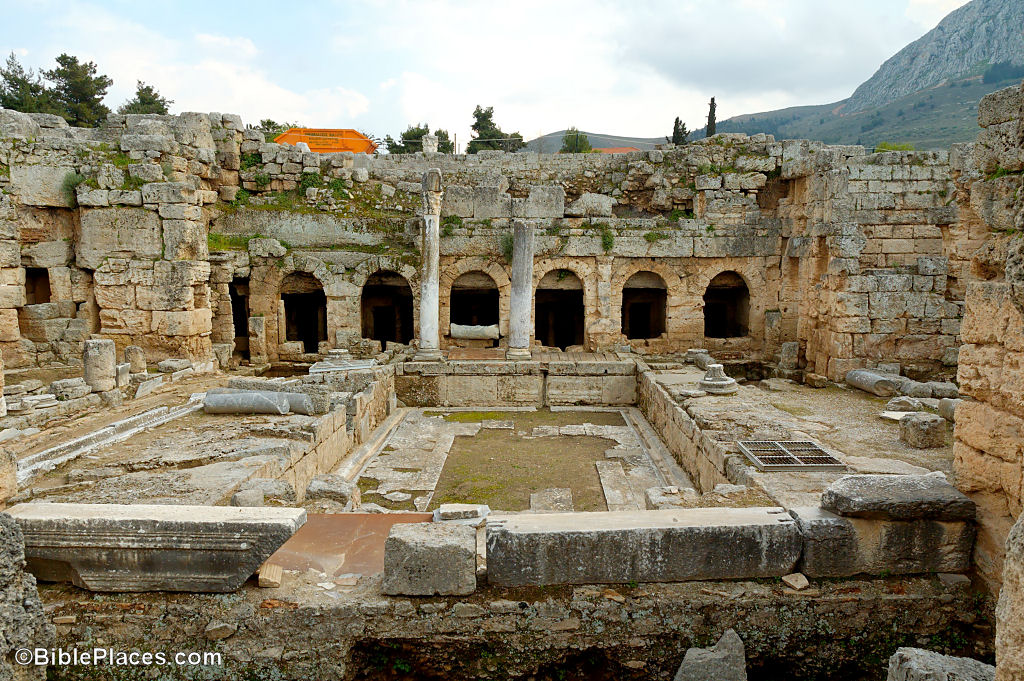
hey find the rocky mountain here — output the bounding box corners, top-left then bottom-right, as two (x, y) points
(696, 0), (1024, 149)
(846, 0), (1024, 112)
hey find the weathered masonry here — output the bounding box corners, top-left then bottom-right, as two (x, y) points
(0, 106), (961, 381)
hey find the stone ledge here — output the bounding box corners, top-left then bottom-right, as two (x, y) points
(7, 503), (306, 593)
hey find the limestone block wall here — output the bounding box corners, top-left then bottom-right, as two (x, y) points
(0, 107), (975, 368)
(0, 512), (54, 680)
(950, 82), (1024, 592)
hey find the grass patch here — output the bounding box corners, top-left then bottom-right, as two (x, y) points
(62, 171), (87, 203)
(771, 402), (815, 417)
(423, 410), (507, 423)
(874, 141), (915, 152)
(644, 231), (669, 243)
(240, 152), (261, 170)
(207, 232), (261, 251)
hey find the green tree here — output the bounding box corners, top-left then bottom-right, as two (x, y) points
(666, 117), (689, 144)
(117, 80), (172, 115)
(466, 105), (524, 154)
(559, 126), (592, 153)
(0, 53), (61, 115)
(384, 123), (455, 154)
(44, 54), (112, 127)
(706, 97), (717, 137)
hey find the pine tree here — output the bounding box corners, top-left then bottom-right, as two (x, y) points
(118, 81), (172, 115)
(44, 54), (112, 127)
(666, 117), (690, 145)
(467, 106), (524, 154)
(559, 127), (592, 153)
(384, 123), (455, 154)
(0, 53), (60, 115)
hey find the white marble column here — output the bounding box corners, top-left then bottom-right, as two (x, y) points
(506, 220), (535, 360)
(414, 168), (443, 361)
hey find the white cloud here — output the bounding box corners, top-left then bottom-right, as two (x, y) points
(194, 33), (259, 59)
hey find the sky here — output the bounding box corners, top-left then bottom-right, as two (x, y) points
(0, 0), (970, 151)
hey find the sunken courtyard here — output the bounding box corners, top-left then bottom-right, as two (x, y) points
(1, 82), (1024, 680)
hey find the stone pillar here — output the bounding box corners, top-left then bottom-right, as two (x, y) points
(249, 316), (267, 365)
(124, 345), (147, 374)
(414, 169), (443, 361)
(83, 339), (116, 392)
(506, 220), (534, 360)
(421, 134), (438, 153)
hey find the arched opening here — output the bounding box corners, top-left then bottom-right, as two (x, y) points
(281, 272), (327, 353)
(703, 271), (749, 338)
(229, 277), (250, 360)
(25, 268), (50, 305)
(536, 269), (585, 350)
(621, 271), (667, 340)
(450, 271), (499, 327)
(360, 270), (413, 348)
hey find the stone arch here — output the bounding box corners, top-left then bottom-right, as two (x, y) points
(621, 271), (668, 340)
(280, 271), (327, 352)
(610, 260), (685, 342)
(703, 270), (750, 338)
(533, 259), (596, 350)
(360, 270), (414, 347)
(439, 258), (511, 338)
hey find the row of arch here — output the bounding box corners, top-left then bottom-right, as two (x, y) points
(357, 268), (750, 351)
(230, 266), (752, 355)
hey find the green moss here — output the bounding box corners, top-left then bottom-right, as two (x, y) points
(423, 410), (506, 423)
(441, 214), (462, 238)
(644, 231), (669, 243)
(253, 171), (271, 188)
(298, 172), (322, 193)
(500, 232), (514, 263)
(987, 166), (1024, 181)
(61, 171), (87, 203)
(207, 232), (263, 251)
(240, 152), (262, 170)
(120, 174), (146, 191)
(668, 208), (695, 221)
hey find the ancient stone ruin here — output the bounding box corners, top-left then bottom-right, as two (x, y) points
(0, 80), (1021, 679)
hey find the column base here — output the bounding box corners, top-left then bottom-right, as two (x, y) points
(412, 349), (444, 362)
(505, 348), (532, 361)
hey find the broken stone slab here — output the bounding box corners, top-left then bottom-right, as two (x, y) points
(791, 506), (974, 577)
(645, 486), (697, 510)
(821, 474), (974, 521)
(115, 363), (130, 388)
(50, 377), (91, 400)
(83, 339), (116, 392)
(845, 369), (897, 397)
(925, 382), (960, 399)
(239, 478), (296, 503)
(781, 572), (809, 590)
(382, 523), (477, 596)
(305, 474), (359, 506)
(203, 392), (289, 415)
(886, 647), (994, 681)
(434, 503), (490, 521)
(231, 489), (265, 507)
(486, 508), (802, 586)
(673, 628), (747, 681)
(899, 412), (946, 448)
(157, 358), (192, 373)
(886, 396), (923, 412)
(134, 375), (165, 399)
(480, 419), (514, 430)
(6, 503), (306, 592)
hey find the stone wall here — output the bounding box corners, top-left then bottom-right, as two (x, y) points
(1, 512), (54, 680)
(950, 82), (1024, 591)
(0, 107), (968, 373)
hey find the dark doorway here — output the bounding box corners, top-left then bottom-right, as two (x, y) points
(535, 269), (585, 350)
(25, 268), (50, 305)
(621, 271), (667, 340)
(704, 271), (750, 338)
(361, 270), (414, 348)
(450, 271), (499, 326)
(282, 272), (327, 353)
(229, 277), (249, 359)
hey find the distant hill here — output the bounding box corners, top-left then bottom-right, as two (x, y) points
(693, 0), (1024, 149)
(523, 130), (663, 153)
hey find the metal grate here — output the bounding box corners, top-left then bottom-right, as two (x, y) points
(738, 440), (846, 472)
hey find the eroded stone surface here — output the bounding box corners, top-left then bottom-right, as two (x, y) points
(382, 522), (476, 596)
(821, 474), (975, 521)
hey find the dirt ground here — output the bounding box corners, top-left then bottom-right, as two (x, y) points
(426, 410), (625, 512)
